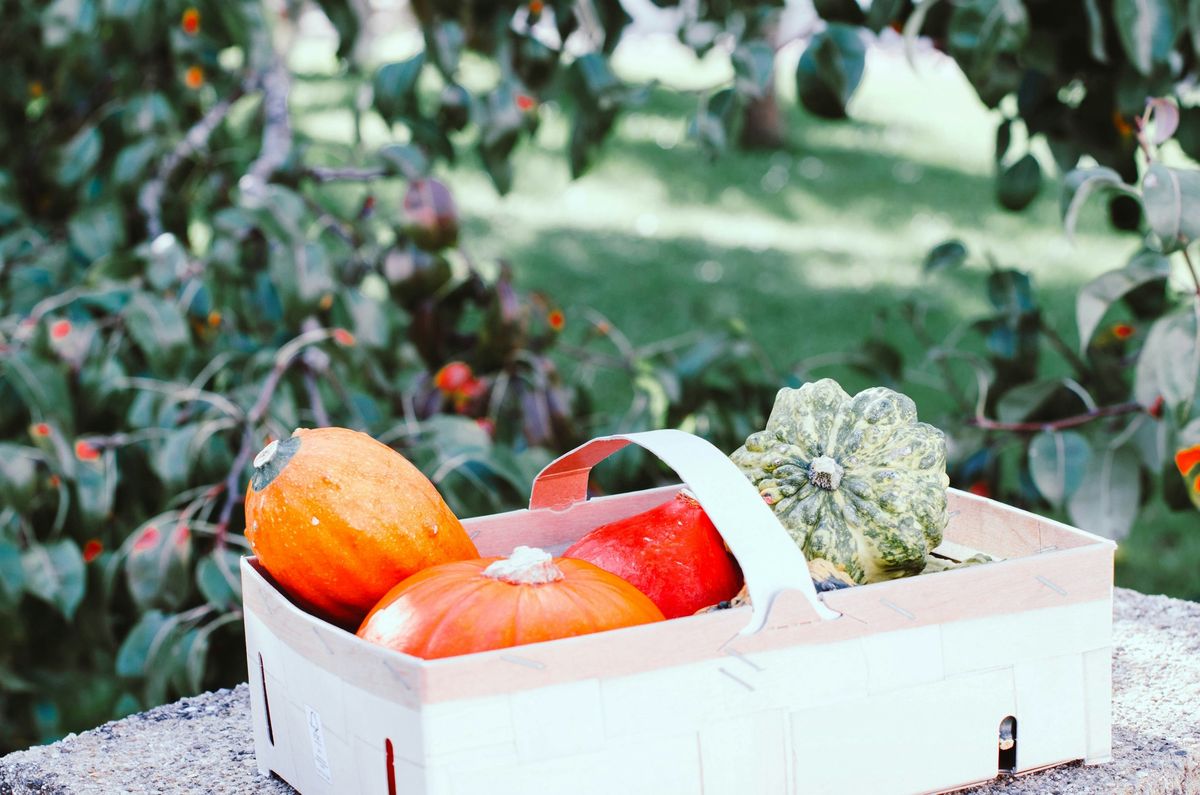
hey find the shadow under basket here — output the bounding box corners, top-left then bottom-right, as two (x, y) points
(241, 430), (1114, 795)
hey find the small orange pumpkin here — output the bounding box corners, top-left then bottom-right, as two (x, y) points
(244, 427), (478, 627)
(357, 546), (665, 659)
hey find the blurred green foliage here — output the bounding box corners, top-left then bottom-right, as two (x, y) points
(2, 0), (1199, 756)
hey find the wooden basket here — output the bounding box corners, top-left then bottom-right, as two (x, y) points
(241, 429), (1114, 795)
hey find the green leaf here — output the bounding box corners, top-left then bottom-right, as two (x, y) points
(56, 126), (102, 187)
(124, 519), (193, 611)
(102, 0), (146, 18)
(732, 40), (776, 99)
(75, 449), (117, 530)
(996, 153), (1042, 211)
(122, 293), (190, 368)
(43, 0), (97, 47)
(923, 239), (968, 273)
(1067, 445), (1142, 540)
(1060, 166), (1135, 241)
(1115, 0), (1181, 76)
(68, 202), (126, 262)
(997, 379), (1062, 423)
(311, 0), (359, 59)
(373, 54), (424, 125)
(1082, 0), (1109, 62)
(947, 0), (1029, 100)
(113, 140), (158, 186)
(1134, 305), (1200, 413)
(0, 444), (41, 514)
(196, 549), (242, 610)
(1076, 252), (1171, 351)
(378, 143), (429, 179)
(185, 613), (243, 692)
(22, 540), (86, 620)
(1191, 0), (1200, 60)
(1028, 430), (1092, 507)
(1141, 163), (1200, 250)
(151, 426), (199, 492)
(115, 610), (168, 677)
(269, 241), (335, 322)
(994, 119), (1013, 164)
(427, 20), (464, 79)
(796, 24), (866, 120)
(0, 539), (26, 606)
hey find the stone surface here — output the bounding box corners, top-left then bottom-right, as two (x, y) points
(0, 587), (1197, 794)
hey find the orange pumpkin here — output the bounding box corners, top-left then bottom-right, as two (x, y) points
(357, 546), (665, 659)
(244, 427), (478, 627)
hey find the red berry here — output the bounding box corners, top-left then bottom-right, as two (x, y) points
(83, 540), (103, 563)
(967, 480), (991, 498)
(181, 8), (200, 35)
(74, 440), (101, 461)
(434, 362), (473, 393)
(50, 320), (71, 340)
(515, 93), (537, 112)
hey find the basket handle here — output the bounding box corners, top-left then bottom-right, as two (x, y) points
(529, 429), (839, 632)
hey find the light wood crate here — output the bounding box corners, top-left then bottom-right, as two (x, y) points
(241, 429), (1114, 795)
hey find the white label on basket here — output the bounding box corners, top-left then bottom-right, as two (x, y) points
(305, 704), (333, 784)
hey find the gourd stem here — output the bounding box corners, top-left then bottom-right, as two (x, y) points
(483, 546), (564, 585)
(808, 455), (844, 491)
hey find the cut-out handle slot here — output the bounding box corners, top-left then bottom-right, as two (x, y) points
(258, 653), (275, 746)
(385, 738), (397, 795)
(998, 715), (1017, 774)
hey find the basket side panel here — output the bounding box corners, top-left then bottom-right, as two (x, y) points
(946, 491), (1102, 556)
(699, 711), (790, 795)
(791, 667), (1017, 794)
(1083, 646), (1114, 763)
(1012, 653), (1090, 771)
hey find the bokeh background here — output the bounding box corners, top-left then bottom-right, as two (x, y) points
(1, 0), (1198, 752)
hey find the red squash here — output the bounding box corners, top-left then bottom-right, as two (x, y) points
(357, 546), (664, 659)
(564, 491), (743, 618)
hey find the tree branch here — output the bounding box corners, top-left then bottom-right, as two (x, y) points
(302, 165), (388, 182)
(1181, 246), (1200, 298)
(241, 60), (293, 196)
(139, 86), (246, 239)
(967, 401), (1143, 432)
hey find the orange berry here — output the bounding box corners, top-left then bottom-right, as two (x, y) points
(1177, 444), (1200, 477)
(529, 0), (544, 14)
(207, 310), (221, 327)
(332, 328), (356, 347)
(1111, 323), (1134, 340)
(181, 7), (200, 35)
(48, 474), (61, 487)
(548, 309), (565, 331)
(319, 293), (334, 311)
(185, 66), (204, 90)
(1112, 111), (1133, 139)
(28, 81), (44, 99)
(31, 422), (51, 438)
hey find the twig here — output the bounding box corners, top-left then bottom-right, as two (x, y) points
(968, 401), (1142, 432)
(139, 86), (246, 238)
(1181, 246), (1200, 297)
(302, 165), (388, 182)
(303, 368), (331, 427)
(1038, 318), (1092, 380)
(214, 427), (255, 548)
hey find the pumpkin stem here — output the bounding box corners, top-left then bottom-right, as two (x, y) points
(250, 434), (302, 492)
(808, 456), (844, 491)
(483, 546), (565, 585)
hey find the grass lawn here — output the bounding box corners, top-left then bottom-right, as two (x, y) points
(289, 29), (1198, 600)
